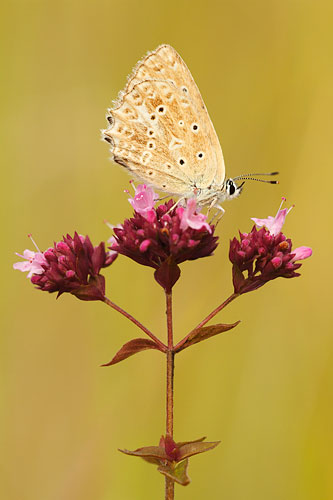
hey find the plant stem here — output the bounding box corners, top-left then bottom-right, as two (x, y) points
(165, 291), (175, 500)
(174, 292), (239, 351)
(193, 292), (239, 330)
(103, 296), (167, 352)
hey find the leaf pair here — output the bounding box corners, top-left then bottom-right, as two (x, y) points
(102, 322), (240, 367)
(119, 435), (220, 486)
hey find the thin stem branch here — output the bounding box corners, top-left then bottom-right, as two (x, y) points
(174, 292), (239, 351)
(103, 296), (167, 352)
(165, 291), (175, 500)
(166, 292), (173, 351)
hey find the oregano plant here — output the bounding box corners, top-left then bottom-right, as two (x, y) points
(14, 185), (311, 499)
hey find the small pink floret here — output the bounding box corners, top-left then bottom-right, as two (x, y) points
(13, 249), (46, 278)
(271, 256), (282, 269)
(139, 239), (151, 252)
(251, 198), (292, 236)
(291, 246), (312, 262)
(107, 236), (117, 247)
(56, 241), (69, 252)
(128, 184), (159, 219)
(179, 198), (212, 233)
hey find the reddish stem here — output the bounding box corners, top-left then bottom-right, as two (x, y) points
(174, 292), (239, 351)
(103, 296), (167, 352)
(165, 291), (175, 500)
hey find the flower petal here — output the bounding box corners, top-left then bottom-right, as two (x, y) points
(251, 199), (292, 236)
(128, 184), (159, 219)
(13, 261), (32, 273)
(179, 198), (212, 233)
(291, 246), (312, 261)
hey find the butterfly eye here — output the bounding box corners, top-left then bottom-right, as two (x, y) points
(147, 141), (156, 149)
(150, 114), (157, 121)
(178, 158), (186, 166)
(226, 180), (236, 196)
(181, 86), (188, 93)
(191, 123), (199, 133)
(147, 129), (155, 137)
(178, 120), (184, 127)
(197, 151), (205, 160)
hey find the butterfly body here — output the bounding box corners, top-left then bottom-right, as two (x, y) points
(103, 45), (275, 211)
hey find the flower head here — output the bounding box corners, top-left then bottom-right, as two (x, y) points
(14, 233), (117, 300)
(110, 185), (218, 292)
(230, 199), (312, 294)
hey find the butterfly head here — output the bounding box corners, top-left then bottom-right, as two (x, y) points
(221, 172), (279, 202)
(224, 178), (244, 200)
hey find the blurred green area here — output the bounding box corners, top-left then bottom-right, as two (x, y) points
(1, 0), (332, 499)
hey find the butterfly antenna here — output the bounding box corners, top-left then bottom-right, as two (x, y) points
(233, 171), (279, 184)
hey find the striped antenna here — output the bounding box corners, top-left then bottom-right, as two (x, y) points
(233, 171), (279, 184)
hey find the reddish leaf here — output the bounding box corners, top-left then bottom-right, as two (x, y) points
(175, 321), (240, 352)
(154, 258), (181, 292)
(176, 436), (206, 448)
(101, 338), (162, 366)
(178, 440), (220, 460)
(71, 274), (105, 301)
(232, 263), (246, 294)
(158, 459), (190, 486)
(119, 445), (168, 465)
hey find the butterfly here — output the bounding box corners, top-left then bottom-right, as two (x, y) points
(102, 44), (278, 215)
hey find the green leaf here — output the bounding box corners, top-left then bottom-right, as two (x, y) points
(101, 338), (161, 366)
(175, 321), (240, 352)
(158, 459), (190, 486)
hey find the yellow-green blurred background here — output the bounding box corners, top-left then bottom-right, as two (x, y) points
(1, 0), (332, 499)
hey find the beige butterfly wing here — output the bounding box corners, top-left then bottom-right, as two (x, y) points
(103, 45), (225, 196)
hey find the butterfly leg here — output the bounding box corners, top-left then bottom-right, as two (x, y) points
(156, 195), (171, 202)
(166, 197), (186, 214)
(209, 204), (225, 225)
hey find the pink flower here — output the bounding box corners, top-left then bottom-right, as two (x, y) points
(14, 233), (117, 301)
(13, 235), (47, 278)
(128, 184), (159, 221)
(13, 249), (47, 278)
(251, 197), (293, 236)
(110, 199), (217, 292)
(229, 200), (312, 294)
(178, 198), (212, 234)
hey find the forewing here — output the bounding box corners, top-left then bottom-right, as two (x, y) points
(104, 45), (225, 190)
(103, 79), (223, 195)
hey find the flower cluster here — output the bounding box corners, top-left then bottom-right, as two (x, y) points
(229, 199), (312, 294)
(110, 184), (218, 291)
(14, 233), (117, 301)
